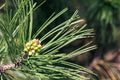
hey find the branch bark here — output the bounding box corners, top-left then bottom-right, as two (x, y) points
(0, 52), (28, 73)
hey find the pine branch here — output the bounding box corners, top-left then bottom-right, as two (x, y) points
(0, 0), (96, 79)
(0, 52), (28, 73)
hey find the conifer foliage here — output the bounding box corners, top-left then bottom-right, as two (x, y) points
(0, 0), (96, 80)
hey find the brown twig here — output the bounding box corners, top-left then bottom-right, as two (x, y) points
(0, 52), (28, 73)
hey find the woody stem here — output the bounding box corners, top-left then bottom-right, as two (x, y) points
(0, 52), (28, 73)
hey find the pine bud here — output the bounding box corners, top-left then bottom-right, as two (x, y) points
(24, 39), (42, 56)
(35, 39), (39, 45)
(34, 47), (38, 50)
(26, 46), (30, 50)
(31, 50), (35, 54)
(37, 48), (41, 52)
(33, 43), (37, 47)
(24, 48), (28, 52)
(31, 46), (35, 50)
(38, 45), (42, 49)
(26, 43), (31, 47)
(29, 51), (33, 55)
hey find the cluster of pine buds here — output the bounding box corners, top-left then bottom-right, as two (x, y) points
(24, 39), (42, 55)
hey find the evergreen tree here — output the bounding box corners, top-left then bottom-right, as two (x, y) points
(0, 0), (96, 80)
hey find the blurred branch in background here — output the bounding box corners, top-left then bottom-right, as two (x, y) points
(87, 0), (120, 48)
